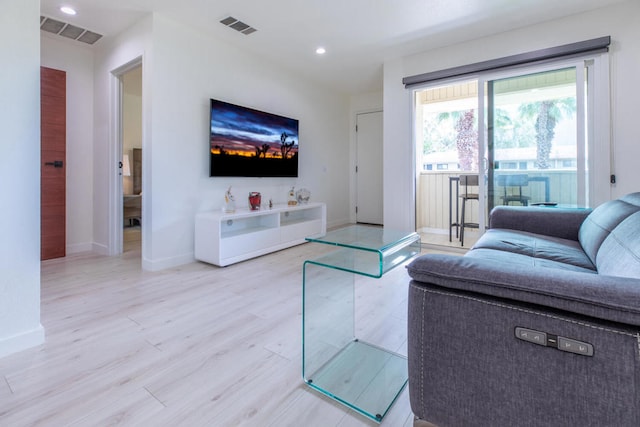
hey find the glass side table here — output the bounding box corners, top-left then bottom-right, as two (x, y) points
(302, 225), (421, 422)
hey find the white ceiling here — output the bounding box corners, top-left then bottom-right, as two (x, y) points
(40, 0), (624, 95)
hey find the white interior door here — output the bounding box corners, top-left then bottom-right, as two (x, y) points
(356, 111), (383, 225)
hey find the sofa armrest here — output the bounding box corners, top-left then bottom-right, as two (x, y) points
(407, 253), (640, 327)
(489, 206), (591, 240)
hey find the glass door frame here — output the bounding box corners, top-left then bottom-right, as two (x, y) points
(412, 51), (610, 240)
(477, 58), (588, 230)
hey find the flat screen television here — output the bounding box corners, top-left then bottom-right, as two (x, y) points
(210, 99), (299, 177)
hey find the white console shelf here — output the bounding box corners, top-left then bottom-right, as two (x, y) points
(195, 202), (326, 266)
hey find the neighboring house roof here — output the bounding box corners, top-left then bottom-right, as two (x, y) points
(423, 145), (577, 164)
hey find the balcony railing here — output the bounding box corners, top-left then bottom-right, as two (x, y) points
(416, 171), (578, 232)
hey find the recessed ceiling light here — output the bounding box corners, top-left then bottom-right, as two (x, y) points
(316, 47), (326, 55)
(60, 6), (77, 16)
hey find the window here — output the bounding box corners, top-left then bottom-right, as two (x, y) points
(413, 49), (610, 241)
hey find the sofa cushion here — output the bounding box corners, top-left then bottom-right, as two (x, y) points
(406, 253), (640, 326)
(466, 248), (596, 273)
(596, 211), (640, 279)
(579, 192), (640, 265)
(473, 229), (596, 271)
(489, 206), (590, 240)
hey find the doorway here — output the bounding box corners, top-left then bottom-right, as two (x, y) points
(41, 66), (67, 260)
(414, 79), (480, 248)
(414, 57), (607, 249)
(355, 111), (383, 225)
(119, 64), (142, 255)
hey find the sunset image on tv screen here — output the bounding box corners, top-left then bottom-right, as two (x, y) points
(210, 99), (299, 177)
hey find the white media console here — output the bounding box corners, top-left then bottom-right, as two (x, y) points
(195, 202), (326, 266)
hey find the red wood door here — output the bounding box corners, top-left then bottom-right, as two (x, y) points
(41, 67), (66, 260)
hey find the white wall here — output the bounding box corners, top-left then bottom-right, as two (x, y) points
(41, 35), (95, 254)
(93, 17), (153, 256)
(0, 0), (44, 358)
(91, 14), (350, 270)
(383, 0), (640, 229)
(383, 58), (415, 232)
(145, 15), (350, 269)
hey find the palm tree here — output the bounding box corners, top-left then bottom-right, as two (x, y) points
(518, 98), (575, 169)
(429, 107), (510, 171)
(454, 110), (478, 171)
(434, 109), (478, 171)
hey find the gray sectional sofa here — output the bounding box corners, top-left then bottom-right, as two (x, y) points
(407, 192), (640, 427)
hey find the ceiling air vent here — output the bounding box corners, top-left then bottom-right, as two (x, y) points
(220, 16), (257, 35)
(59, 24), (84, 40)
(40, 16), (103, 45)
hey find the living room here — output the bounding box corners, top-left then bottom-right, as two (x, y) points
(32, 0), (640, 272)
(3, 0), (640, 425)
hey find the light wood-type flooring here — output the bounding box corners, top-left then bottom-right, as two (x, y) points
(0, 234), (454, 426)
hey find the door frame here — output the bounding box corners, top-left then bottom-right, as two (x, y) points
(109, 57), (143, 256)
(412, 51), (610, 239)
(40, 66), (67, 260)
(355, 110), (384, 225)
(350, 107), (383, 224)
(477, 55), (610, 218)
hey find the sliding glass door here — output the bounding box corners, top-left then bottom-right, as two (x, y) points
(414, 56), (608, 247)
(484, 65), (586, 213)
(414, 79), (481, 246)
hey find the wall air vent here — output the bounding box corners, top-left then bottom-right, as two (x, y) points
(40, 16), (103, 45)
(219, 16), (257, 35)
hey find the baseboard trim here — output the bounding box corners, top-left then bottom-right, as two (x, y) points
(142, 252), (195, 272)
(327, 218), (351, 230)
(92, 242), (109, 256)
(67, 242), (93, 254)
(0, 324), (45, 359)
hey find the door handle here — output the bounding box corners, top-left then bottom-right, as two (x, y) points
(45, 160), (64, 168)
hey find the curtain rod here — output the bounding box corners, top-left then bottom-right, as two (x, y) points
(402, 36), (611, 88)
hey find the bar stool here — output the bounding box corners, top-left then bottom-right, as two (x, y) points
(497, 174), (530, 206)
(459, 174), (479, 246)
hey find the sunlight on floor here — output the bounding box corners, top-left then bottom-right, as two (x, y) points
(418, 230), (478, 252)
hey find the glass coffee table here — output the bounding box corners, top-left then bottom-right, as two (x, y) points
(302, 225), (421, 422)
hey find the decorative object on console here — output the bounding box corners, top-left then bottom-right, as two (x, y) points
(269, 198), (273, 209)
(249, 192), (261, 210)
(296, 188), (311, 205)
(223, 186), (236, 213)
(288, 187), (297, 206)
